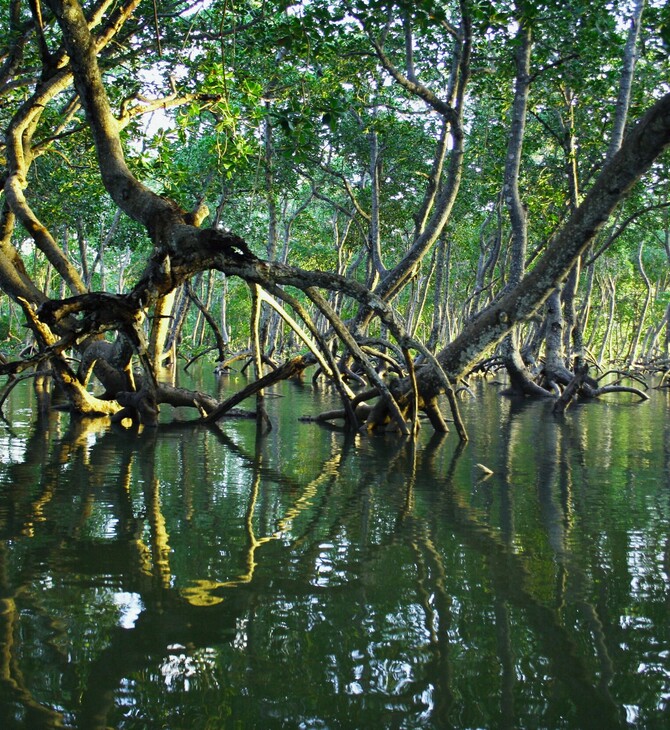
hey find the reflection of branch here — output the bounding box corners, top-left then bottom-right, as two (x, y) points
(396, 440), (460, 717)
(146, 475), (172, 589)
(549, 417), (617, 697)
(16, 420), (102, 537)
(436, 481), (624, 728)
(363, 437), (622, 728)
(0, 594), (66, 728)
(182, 429), (344, 606)
(494, 597), (515, 728)
(412, 528), (456, 718)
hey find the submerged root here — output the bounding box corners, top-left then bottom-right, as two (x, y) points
(503, 353), (652, 410)
(581, 382), (649, 401)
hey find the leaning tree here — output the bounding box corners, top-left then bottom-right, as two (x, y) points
(1, 0), (669, 437)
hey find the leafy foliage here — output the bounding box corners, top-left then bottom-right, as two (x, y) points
(0, 0), (668, 362)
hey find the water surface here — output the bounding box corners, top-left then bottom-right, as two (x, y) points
(0, 372), (668, 728)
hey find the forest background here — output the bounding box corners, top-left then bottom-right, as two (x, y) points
(1, 0), (669, 433)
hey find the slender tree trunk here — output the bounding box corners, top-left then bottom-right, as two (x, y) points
(164, 284), (190, 361)
(598, 277), (617, 366)
(59, 226), (69, 298)
(626, 241), (651, 365)
(250, 283), (271, 432)
(116, 248), (131, 294)
(354, 13), (471, 328)
(43, 262), (53, 297)
(641, 316), (664, 361)
(368, 127), (385, 287)
(406, 257), (435, 340)
(558, 87), (583, 366)
(501, 17), (535, 393)
(149, 289), (177, 370)
(467, 202), (503, 319)
(260, 105), (278, 354)
(187, 280), (227, 361)
(190, 272), (203, 345)
(577, 262), (595, 347)
(428, 236), (449, 351)
(76, 218), (89, 288)
(504, 21), (531, 290)
(607, 0), (645, 157)
(432, 91), (670, 384)
(566, 0), (645, 369)
(544, 289), (567, 383)
(91, 208), (122, 290)
(220, 274), (230, 346)
(196, 270), (215, 348)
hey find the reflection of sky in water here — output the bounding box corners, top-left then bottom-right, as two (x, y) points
(627, 529), (670, 597)
(160, 646), (220, 691)
(0, 437), (26, 465)
(113, 591), (144, 629)
(233, 616), (249, 651)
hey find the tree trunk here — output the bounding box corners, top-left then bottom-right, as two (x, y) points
(544, 289), (569, 386)
(149, 290), (177, 369)
(368, 126), (386, 286)
(626, 241), (651, 366)
(501, 18), (533, 394)
(76, 218), (90, 288)
(427, 236), (450, 351)
(597, 276), (617, 366)
(607, 0), (645, 157)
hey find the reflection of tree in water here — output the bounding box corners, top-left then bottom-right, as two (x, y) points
(0, 417), (352, 726)
(0, 404), (667, 727)
(491, 400), (618, 727)
(376, 430), (623, 730)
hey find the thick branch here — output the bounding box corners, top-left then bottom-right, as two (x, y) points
(46, 0), (175, 231)
(204, 355), (313, 423)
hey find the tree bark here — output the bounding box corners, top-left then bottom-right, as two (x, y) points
(626, 241), (651, 366)
(500, 17), (534, 394)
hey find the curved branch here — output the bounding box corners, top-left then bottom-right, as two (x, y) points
(0, 368), (51, 414)
(584, 200), (670, 267)
(586, 384), (649, 401)
(256, 287), (334, 380)
(18, 297), (122, 415)
(305, 287), (410, 435)
(204, 355), (313, 423)
(47, 0), (172, 231)
(368, 38), (458, 123)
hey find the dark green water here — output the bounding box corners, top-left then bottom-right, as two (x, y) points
(0, 371), (668, 729)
